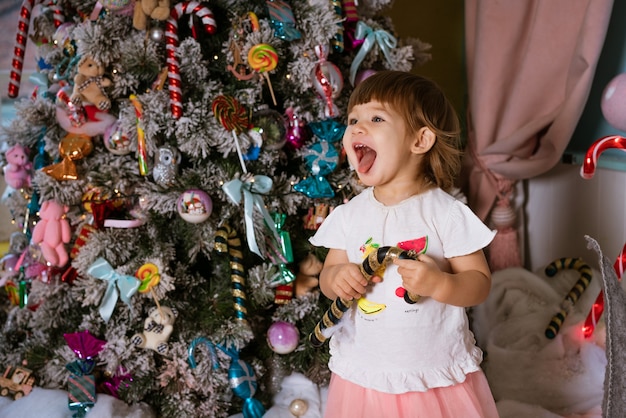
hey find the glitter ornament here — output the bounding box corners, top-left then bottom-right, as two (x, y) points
(103, 121), (132, 155)
(252, 107), (287, 150)
(176, 189), (212, 223)
(267, 321), (299, 354)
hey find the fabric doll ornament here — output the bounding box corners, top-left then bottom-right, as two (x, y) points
(31, 200), (71, 267)
(3, 144), (32, 189)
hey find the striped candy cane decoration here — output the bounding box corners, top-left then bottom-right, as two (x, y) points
(310, 246), (420, 347)
(9, 0), (35, 98)
(582, 243), (626, 338)
(215, 223), (248, 323)
(46, 0), (65, 28)
(165, 1), (217, 119)
(544, 257), (592, 339)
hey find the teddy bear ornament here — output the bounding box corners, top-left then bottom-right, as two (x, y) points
(71, 55), (112, 111)
(131, 305), (178, 354)
(3, 144), (32, 189)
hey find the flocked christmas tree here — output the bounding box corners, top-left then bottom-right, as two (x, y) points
(0, 0), (429, 416)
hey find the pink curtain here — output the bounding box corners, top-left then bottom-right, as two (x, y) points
(464, 0), (614, 270)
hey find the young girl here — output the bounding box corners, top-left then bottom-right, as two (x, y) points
(310, 71), (499, 418)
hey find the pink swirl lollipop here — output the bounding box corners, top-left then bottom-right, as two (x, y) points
(247, 43), (278, 105)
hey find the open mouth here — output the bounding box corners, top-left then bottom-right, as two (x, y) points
(354, 144), (376, 173)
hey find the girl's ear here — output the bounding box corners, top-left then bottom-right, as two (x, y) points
(411, 127), (436, 155)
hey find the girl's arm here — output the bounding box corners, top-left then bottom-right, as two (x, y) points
(394, 250), (491, 307)
(319, 248), (372, 301)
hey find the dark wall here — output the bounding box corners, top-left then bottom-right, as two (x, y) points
(386, 0), (466, 115)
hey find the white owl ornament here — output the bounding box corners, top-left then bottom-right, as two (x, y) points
(152, 145), (181, 187)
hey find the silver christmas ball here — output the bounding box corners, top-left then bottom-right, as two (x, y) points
(150, 27), (164, 42)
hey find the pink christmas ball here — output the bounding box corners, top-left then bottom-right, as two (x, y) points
(267, 321), (299, 354)
(355, 69), (377, 87)
(176, 189), (212, 224)
(601, 73), (626, 132)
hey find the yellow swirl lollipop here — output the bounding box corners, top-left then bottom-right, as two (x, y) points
(247, 43), (278, 105)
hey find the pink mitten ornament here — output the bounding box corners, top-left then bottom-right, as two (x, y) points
(31, 200), (71, 267)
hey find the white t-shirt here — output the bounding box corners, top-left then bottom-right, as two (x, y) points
(309, 187), (496, 394)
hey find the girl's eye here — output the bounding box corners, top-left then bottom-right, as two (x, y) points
(348, 118), (358, 125)
(372, 116), (384, 122)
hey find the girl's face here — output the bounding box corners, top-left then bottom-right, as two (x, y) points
(343, 100), (420, 188)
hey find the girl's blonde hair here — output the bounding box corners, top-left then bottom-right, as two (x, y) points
(347, 71), (462, 191)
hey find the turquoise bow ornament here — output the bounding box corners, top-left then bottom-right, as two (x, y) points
(349, 21), (397, 86)
(222, 174), (280, 258)
(88, 257), (140, 322)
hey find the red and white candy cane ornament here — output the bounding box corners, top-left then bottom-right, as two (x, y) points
(9, 0), (36, 98)
(45, 0), (65, 28)
(580, 135), (626, 179)
(582, 242), (626, 338)
(165, 1), (217, 119)
(580, 135), (626, 338)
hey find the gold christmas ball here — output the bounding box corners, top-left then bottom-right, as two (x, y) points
(289, 399), (308, 417)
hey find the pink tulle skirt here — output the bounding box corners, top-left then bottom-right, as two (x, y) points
(323, 371), (499, 418)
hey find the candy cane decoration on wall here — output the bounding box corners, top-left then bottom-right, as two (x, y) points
(544, 257), (592, 339)
(580, 135), (626, 179)
(215, 223), (248, 323)
(309, 246), (420, 347)
(579, 135), (626, 337)
(8, 0), (64, 98)
(165, 1), (217, 119)
(9, 0), (35, 98)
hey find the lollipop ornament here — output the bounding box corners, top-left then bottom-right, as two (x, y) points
(248, 43), (279, 106)
(212, 95), (250, 173)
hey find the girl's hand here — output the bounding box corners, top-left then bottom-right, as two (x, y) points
(394, 250), (492, 307)
(394, 254), (444, 298)
(319, 248), (381, 300)
(325, 262), (370, 300)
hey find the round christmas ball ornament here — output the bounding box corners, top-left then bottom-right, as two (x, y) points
(149, 27), (164, 42)
(176, 189), (212, 224)
(267, 321), (299, 354)
(103, 121), (132, 155)
(354, 69), (377, 86)
(601, 73), (626, 132)
(289, 399), (309, 417)
(252, 106), (287, 150)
